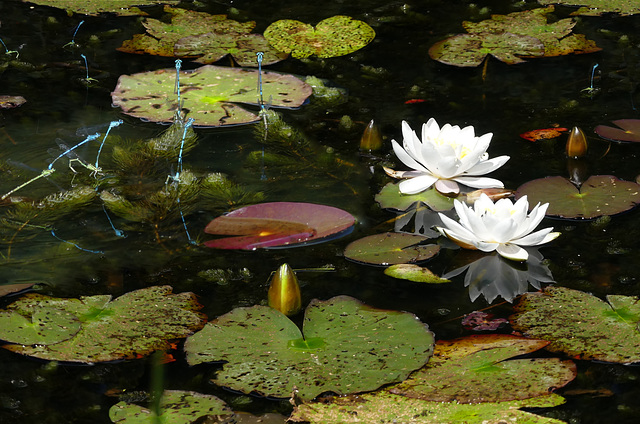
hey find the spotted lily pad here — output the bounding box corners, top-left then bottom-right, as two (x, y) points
(185, 296), (434, 400)
(430, 6), (599, 67)
(375, 183), (454, 212)
(384, 264), (450, 284)
(511, 286), (640, 364)
(594, 119), (640, 142)
(263, 15), (375, 59)
(515, 175), (640, 219)
(390, 334), (576, 403)
(290, 391), (567, 424)
(109, 390), (233, 424)
(538, 0), (640, 16)
(0, 95), (26, 109)
(344, 232), (440, 266)
(0, 307), (80, 345)
(2, 286), (205, 363)
(118, 7), (285, 66)
(22, 0), (180, 16)
(204, 202), (355, 249)
(111, 65), (312, 127)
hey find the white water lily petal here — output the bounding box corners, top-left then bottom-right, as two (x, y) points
(437, 194), (560, 262)
(398, 174), (439, 194)
(497, 243), (529, 261)
(387, 118), (508, 194)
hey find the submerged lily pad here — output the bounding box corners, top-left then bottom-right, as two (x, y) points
(511, 286), (640, 364)
(515, 175), (640, 219)
(390, 334), (576, 403)
(23, 0), (180, 16)
(204, 202), (355, 249)
(111, 65), (312, 127)
(118, 7), (285, 66)
(595, 119), (640, 142)
(109, 390), (233, 424)
(375, 183), (455, 212)
(430, 6), (599, 67)
(538, 0), (640, 16)
(384, 264), (450, 284)
(263, 16), (375, 59)
(344, 232), (440, 265)
(290, 391), (567, 424)
(1, 286), (205, 363)
(185, 296), (434, 400)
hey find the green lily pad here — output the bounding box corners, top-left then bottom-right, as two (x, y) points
(263, 15), (375, 59)
(290, 391), (567, 424)
(515, 175), (640, 219)
(185, 295), (434, 400)
(384, 264), (451, 284)
(118, 7), (285, 66)
(538, 0), (640, 16)
(22, 0), (180, 16)
(511, 286), (640, 364)
(430, 7), (600, 67)
(390, 334), (576, 403)
(2, 286), (205, 363)
(109, 390), (233, 424)
(111, 65), (312, 127)
(344, 232), (440, 266)
(0, 307), (80, 345)
(375, 183), (455, 212)
(595, 119), (640, 142)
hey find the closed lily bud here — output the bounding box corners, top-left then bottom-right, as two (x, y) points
(566, 126), (588, 158)
(360, 119), (383, 152)
(268, 263), (301, 316)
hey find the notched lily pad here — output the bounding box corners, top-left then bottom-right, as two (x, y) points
(263, 15), (375, 59)
(516, 175), (640, 219)
(0, 307), (80, 345)
(23, 0), (180, 16)
(390, 334), (576, 403)
(111, 65), (312, 127)
(384, 264), (450, 284)
(109, 390), (233, 424)
(290, 391), (567, 424)
(375, 183), (454, 212)
(538, 0), (640, 16)
(344, 232), (440, 266)
(185, 295), (434, 400)
(595, 119), (640, 142)
(511, 286), (640, 364)
(204, 202), (355, 249)
(1, 286), (205, 363)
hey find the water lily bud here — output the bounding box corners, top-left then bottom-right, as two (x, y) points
(268, 263), (301, 316)
(360, 119), (383, 152)
(566, 126), (588, 158)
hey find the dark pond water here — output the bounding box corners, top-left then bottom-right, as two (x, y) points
(1, 0), (640, 422)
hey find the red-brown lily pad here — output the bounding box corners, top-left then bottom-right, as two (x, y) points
(516, 175), (640, 219)
(344, 232), (440, 266)
(204, 202), (355, 249)
(519, 127), (568, 142)
(594, 119), (640, 143)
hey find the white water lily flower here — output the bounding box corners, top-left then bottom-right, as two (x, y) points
(388, 118), (510, 195)
(436, 194), (561, 261)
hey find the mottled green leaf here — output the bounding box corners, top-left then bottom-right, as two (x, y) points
(515, 175), (640, 219)
(111, 65), (312, 127)
(511, 286), (640, 364)
(390, 334), (576, 403)
(185, 296), (434, 400)
(344, 232), (440, 265)
(109, 390), (233, 424)
(3, 286), (205, 363)
(538, 0), (640, 16)
(264, 16), (375, 59)
(290, 390), (567, 424)
(384, 264), (450, 284)
(0, 307), (80, 345)
(22, 0), (180, 16)
(375, 183), (454, 212)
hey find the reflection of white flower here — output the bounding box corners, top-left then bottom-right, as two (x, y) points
(436, 194), (560, 261)
(388, 119), (509, 195)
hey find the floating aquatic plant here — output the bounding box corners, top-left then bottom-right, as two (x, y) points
(185, 296), (434, 400)
(537, 0), (640, 16)
(22, 0), (181, 16)
(344, 232), (440, 266)
(595, 119), (640, 143)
